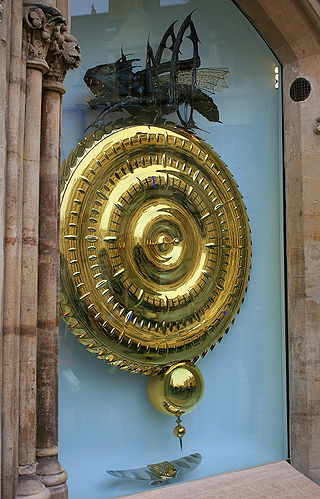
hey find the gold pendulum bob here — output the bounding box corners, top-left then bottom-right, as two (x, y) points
(147, 362), (204, 450)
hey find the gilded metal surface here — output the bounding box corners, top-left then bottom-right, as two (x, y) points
(147, 362), (204, 416)
(106, 452), (202, 485)
(147, 462), (177, 479)
(60, 124), (251, 374)
(174, 425), (186, 438)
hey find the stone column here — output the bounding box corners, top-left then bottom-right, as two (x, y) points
(16, 5), (80, 498)
(18, 59), (51, 498)
(35, 8), (80, 499)
(36, 83), (67, 498)
(1, 1), (25, 497)
(0, 0), (8, 485)
(17, 5), (52, 499)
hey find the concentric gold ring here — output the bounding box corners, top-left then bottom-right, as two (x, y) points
(60, 124), (251, 374)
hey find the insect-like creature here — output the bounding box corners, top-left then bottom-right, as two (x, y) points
(84, 13), (230, 129)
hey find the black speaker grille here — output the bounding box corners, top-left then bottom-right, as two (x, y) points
(290, 78), (311, 102)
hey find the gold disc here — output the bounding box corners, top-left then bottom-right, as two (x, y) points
(60, 124), (251, 374)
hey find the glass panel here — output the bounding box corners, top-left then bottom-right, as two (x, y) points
(59, 1), (287, 497)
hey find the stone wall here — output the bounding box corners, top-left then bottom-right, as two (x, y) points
(234, 0), (320, 484)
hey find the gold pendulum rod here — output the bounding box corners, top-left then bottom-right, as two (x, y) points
(173, 415), (186, 451)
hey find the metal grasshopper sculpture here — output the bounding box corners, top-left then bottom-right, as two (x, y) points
(84, 13), (230, 129)
(107, 453), (202, 486)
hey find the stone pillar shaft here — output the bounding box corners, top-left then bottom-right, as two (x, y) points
(36, 87), (68, 498)
(1, 1), (25, 496)
(20, 66), (43, 467)
(37, 88), (61, 451)
(17, 64), (51, 498)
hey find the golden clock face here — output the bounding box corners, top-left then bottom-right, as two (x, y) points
(60, 124), (251, 374)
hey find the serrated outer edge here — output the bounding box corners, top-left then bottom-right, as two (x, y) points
(60, 123), (251, 375)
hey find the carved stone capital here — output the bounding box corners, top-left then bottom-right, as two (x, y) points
(45, 28), (80, 91)
(23, 3), (80, 83)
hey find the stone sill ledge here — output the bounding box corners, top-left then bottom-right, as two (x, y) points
(118, 461), (320, 498)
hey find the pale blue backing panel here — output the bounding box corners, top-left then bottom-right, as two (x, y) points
(59, 1), (287, 497)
